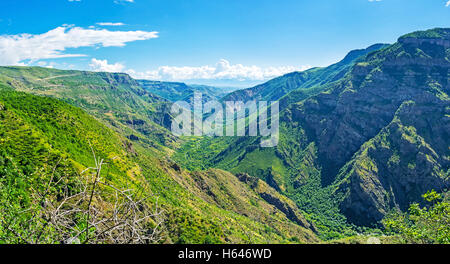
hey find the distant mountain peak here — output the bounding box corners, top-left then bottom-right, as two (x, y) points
(222, 43), (389, 103)
(340, 43), (390, 64)
(398, 28), (450, 48)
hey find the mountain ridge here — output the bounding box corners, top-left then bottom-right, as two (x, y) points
(222, 43), (389, 104)
(0, 27), (449, 242)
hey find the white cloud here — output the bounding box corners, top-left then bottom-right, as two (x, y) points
(126, 59), (311, 82)
(114, 0), (134, 4)
(37, 61), (55, 69)
(96, 22), (126, 26)
(70, 0), (135, 2)
(446, 1), (450, 7)
(89, 58), (125, 72)
(0, 25), (158, 65)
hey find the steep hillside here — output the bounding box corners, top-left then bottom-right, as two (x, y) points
(175, 28), (450, 236)
(0, 91), (160, 242)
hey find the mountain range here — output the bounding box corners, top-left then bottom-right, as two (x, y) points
(0, 28), (449, 243)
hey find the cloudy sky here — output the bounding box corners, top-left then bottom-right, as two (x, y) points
(0, 0), (449, 87)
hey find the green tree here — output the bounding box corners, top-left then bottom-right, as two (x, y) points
(382, 190), (449, 244)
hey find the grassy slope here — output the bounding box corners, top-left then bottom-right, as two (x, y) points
(0, 91), (317, 244)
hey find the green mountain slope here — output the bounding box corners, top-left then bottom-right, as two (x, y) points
(0, 92), (317, 243)
(0, 67), (176, 148)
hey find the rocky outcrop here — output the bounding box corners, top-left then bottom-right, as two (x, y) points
(236, 173), (315, 230)
(399, 37), (450, 48)
(398, 29), (450, 48)
(99, 72), (139, 86)
(338, 101), (449, 225)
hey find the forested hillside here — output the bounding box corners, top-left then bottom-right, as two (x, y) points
(0, 85), (317, 244)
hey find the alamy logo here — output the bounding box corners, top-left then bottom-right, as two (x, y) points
(171, 92), (279, 147)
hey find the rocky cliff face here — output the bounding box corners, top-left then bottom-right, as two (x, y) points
(99, 72), (139, 86)
(338, 100), (449, 225)
(235, 173), (315, 230)
(399, 37), (450, 48)
(398, 28), (450, 48)
(282, 28), (449, 225)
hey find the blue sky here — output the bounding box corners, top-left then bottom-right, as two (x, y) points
(0, 0), (449, 87)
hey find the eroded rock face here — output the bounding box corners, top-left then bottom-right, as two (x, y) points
(100, 72), (139, 86)
(236, 173), (315, 230)
(339, 101), (449, 225)
(399, 37), (450, 49)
